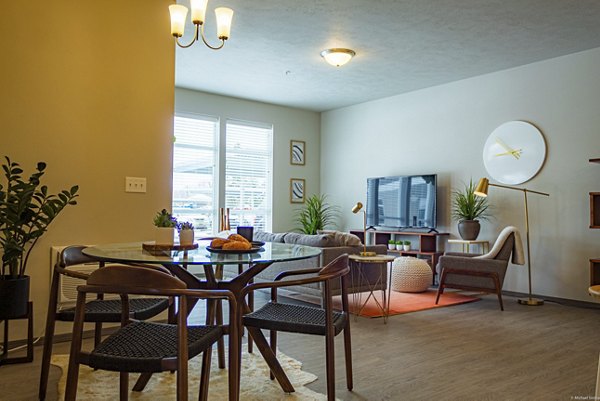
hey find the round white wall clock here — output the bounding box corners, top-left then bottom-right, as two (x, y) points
(482, 121), (546, 185)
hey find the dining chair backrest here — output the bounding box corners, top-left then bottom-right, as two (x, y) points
(84, 264), (187, 295)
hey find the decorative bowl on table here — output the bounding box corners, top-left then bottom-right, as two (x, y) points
(206, 241), (265, 254)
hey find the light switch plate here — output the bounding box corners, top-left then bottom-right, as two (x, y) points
(125, 177), (146, 193)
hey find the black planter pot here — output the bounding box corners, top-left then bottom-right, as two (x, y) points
(458, 220), (481, 241)
(0, 275), (30, 319)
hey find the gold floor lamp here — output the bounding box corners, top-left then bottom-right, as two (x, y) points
(474, 177), (549, 306)
(352, 202), (376, 257)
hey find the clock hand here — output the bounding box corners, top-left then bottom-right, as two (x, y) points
(495, 138), (520, 159)
(495, 149), (523, 158)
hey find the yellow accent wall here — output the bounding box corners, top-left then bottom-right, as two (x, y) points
(0, 0), (175, 339)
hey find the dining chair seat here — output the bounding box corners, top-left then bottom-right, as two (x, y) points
(56, 298), (170, 322)
(243, 302), (347, 336)
(87, 321), (222, 372)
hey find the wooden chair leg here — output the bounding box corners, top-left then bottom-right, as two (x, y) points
(269, 330), (277, 380)
(247, 281), (254, 354)
(132, 373), (153, 392)
(216, 300), (226, 369)
(94, 322), (103, 347)
(198, 346), (213, 401)
(435, 270), (447, 305)
(39, 273), (60, 400)
(325, 330), (336, 401)
(119, 372), (129, 401)
(343, 325), (353, 390)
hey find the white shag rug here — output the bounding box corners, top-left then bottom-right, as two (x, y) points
(52, 346), (333, 400)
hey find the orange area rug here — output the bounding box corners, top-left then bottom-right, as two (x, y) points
(333, 290), (480, 318)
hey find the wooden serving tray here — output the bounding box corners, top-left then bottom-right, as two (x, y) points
(142, 242), (199, 252)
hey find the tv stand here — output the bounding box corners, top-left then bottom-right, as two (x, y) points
(349, 229), (449, 285)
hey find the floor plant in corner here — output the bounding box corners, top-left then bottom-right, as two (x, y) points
(0, 157), (78, 321)
(451, 179), (490, 240)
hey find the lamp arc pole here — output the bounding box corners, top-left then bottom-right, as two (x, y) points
(474, 178), (549, 306)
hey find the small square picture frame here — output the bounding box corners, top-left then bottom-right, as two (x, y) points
(290, 178), (305, 203)
(290, 140), (305, 165)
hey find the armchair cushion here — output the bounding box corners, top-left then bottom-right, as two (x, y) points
(438, 255), (507, 290)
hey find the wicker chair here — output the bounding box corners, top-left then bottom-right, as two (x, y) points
(39, 245), (173, 400)
(241, 254), (352, 401)
(435, 227), (521, 310)
(64, 264), (239, 401)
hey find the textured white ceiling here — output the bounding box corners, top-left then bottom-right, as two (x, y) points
(174, 0), (600, 112)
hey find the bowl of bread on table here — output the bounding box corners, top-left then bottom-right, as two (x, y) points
(207, 234), (263, 253)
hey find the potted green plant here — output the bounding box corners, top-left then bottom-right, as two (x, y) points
(0, 157), (78, 319)
(451, 179), (490, 240)
(153, 209), (177, 246)
(387, 239), (395, 250)
(395, 240), (403, 251)
(403, 240), (411, 251)
(295, 194), (339, 235)
(177, 221), (194, 246)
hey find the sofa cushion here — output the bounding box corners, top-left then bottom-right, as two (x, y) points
(254, 231), (287, 243)
(283, 232), (336, 247)
(317, 230), (362, 246)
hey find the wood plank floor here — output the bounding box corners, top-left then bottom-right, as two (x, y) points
(2, 292), (600, 400)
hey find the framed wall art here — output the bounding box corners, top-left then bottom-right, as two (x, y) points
(290, 140), (305, 165)
(290, 178), (305, 203)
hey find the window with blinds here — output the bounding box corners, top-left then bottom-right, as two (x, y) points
(225, 120), (273, 232)
(172, 114), (217, 234)
(172, 114), (273, 235)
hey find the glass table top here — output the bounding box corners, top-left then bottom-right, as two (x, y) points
(83, 240), (322, 266)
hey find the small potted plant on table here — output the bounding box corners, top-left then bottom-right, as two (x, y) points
(388, 239), (396, 250)
(403, 240), (411, 251)
(153, 209), (177, 246)
(177, 221), (195, 246)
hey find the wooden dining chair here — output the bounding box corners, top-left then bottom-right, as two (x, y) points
(64, 264), (239, 401)
(240, 254), (352, 401)
(39, 245), (173, 400)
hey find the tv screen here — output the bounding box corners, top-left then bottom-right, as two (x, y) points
(366, 174), (437, 230)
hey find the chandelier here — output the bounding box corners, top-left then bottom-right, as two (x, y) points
(169, 0), (234, 50)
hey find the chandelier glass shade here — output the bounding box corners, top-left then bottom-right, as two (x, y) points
(169, 1), (233, 50)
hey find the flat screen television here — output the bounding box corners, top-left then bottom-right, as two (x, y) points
(366, 174), (437, 230)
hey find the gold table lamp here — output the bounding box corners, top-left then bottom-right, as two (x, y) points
(474, 177), (549, 306)
(352, 202), (377, 257)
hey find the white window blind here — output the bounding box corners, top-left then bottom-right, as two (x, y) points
(225, 120), (273, 232)
(172, 114), (217, 234)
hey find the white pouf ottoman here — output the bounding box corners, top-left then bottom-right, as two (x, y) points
(391, 257), (432, 293)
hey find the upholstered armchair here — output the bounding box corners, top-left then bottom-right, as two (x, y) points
(435, 226), (525, 310)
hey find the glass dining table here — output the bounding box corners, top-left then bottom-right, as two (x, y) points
(82, 240), (321, 397)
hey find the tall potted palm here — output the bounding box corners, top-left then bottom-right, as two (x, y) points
(295, 194), (339, 235)
(451, 179), (490, 240)
(0, 157), (78, 319)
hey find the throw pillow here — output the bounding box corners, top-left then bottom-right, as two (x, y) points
(317, 230), (362, 246)
(253, 231), (287, 243)
(283, 232), (336, 247)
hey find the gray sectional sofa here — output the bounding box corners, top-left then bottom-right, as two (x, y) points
(231, 230), (388, 302)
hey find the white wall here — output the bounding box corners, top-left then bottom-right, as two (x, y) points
(321, 47), (600, 302)
(175, 88), (321, 232)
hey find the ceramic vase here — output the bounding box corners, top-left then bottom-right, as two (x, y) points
(458, 220), (480, 240)
(179, 229), (194, 246)
(156, 227), (175, 246)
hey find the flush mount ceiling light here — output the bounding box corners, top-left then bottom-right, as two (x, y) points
(169, 0), (234, 50)
(320, 48), (356, 67)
